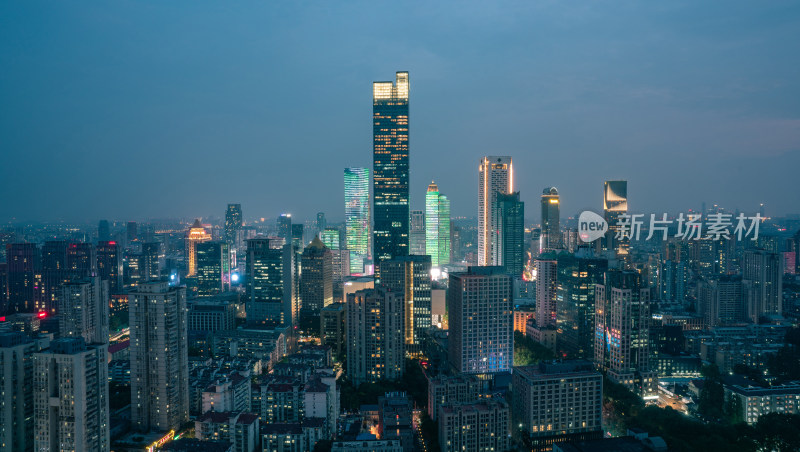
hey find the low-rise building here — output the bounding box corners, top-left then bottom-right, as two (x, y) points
(725, 381), (800, 425)
(512, 361), (603, 450)
(426, 374), (480, 420)
(195, 411), (260, 452)
(438, 399), (509, 452)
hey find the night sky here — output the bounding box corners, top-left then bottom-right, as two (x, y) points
(2, 1), (799, 223)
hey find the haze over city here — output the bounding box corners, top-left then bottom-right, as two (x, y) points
(2, 0), (799, 222)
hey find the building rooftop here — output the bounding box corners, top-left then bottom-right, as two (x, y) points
(515, 360), (599, 380)
(157, 439), (233, 452)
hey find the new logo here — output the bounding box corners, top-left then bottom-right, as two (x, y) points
(578, 211), (607, 242)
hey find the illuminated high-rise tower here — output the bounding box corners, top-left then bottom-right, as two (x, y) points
(185, 219), (211, 276)
(373, 71), (410, 269)
(225, 204), (243, 246)
(603, 180), (628, 255)
(344, 167), (370, 274)
(540, 187), (561, 252)
(425, 182), (451, 267)
(478, 156), (513, 266)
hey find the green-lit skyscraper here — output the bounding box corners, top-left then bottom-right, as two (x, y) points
(495, 192), (524, 277)
(196, 241), (229, 297)
(373, 71), (410, 268)
(345, 167), (370, 274)
(425, 181), (451, 267)
(321, 227), (340, 250)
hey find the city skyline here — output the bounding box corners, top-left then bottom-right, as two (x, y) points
(2, 3), (800, 451)
(2, 1), (799, 223)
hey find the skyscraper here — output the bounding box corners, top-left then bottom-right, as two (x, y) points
(425, 182), (451, 267)
(438, 196), (451, 266)
(291, 223), (304, 250)
(540, 187), (561, 252)
(97, 241), (123, 293)
(277, 214), (292, 244)
(316, 212), (327, 236)
(186, 219), (211, 277)
(448, 267), (513, 377)
(603, 180), (628, 255)
(300, 236), (333, 322)
(527, 258), (558, 351)
(33, 338), (109, 452)
(344, 167), (370, 274)
(97, 220), (110, 242)
(196, 241), (230, 297)
(742, 249), (783, 322)
(129, 281), (189, 432)
(698, 276), (746, 328)
(225, 204), (243, 246)
(478, 156), (513, 266)
(321, 227), (340, 250)
(594, 270), (656, 398)
(373, 72), (410, 268)
(245, 237), (298, 327)
(59, 276), (109, 345)
(409, 210), (426, 256)
(6, 243), (38, 313)
(495, 192), (524, 276)
(0, 332), (48, 452)
(556, 255), (608, 359)
(140, 241), (161, 282)
(67, 242), (97, 277)
(346, 288), (404, 385)
(127, 221), (138, 245)
(379, 255), (432, 357)
(535, 259), (558, 329)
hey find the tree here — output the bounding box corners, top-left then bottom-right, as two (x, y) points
(698, 364), (724, 421)
(724, 394), (744, 425)
(513, 331), (554, 366)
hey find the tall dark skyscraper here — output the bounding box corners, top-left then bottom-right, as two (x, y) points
(97, 241), (123, 293)
(540, 187), (561, 252)
(300, 236), (333, 322)
(6, 243), (38, 313)
(316, 212), (326, 236)
(140, 241), (161, 282)
(127, 221), (138, 244)
(372, 71), (410, 269)
(245, 237), (298, 327)
(97, 219), (110, 242)
(66, 242), (96, 277)
(277, 214), (292, 244)
(225, 203), (243, 246)
(495, 192), (525, 277)
(291, 223), (304, 250)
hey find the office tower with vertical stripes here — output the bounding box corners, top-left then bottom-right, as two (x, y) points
(373, 72), (410, 269)
(225, 203), (243, 246)
(425, 182), (451, 267)
(478, 156), (513, 266)
(345, 167), (370, 274)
